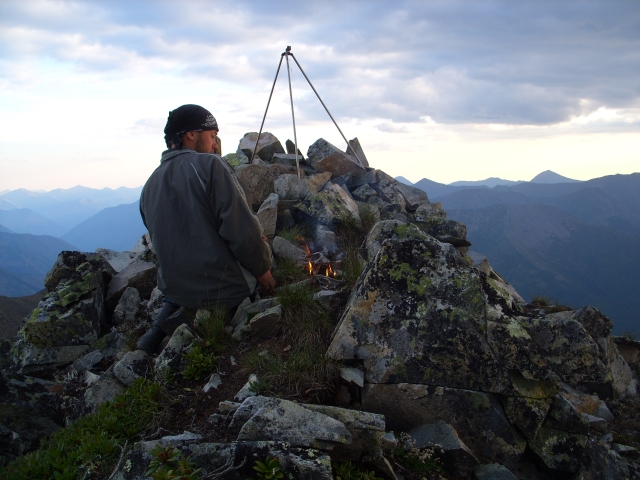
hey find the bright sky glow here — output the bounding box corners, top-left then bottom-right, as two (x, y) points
(0, 0), (638, 190)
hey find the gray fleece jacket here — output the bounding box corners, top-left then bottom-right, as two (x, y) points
(140, 148), (271, 309)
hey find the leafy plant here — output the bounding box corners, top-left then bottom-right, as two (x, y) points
(182, 343), (216, 380)
(146, 444), (201, 480)
(248, 455), (284, 480)
(222, 152), (248, 167)
(332, 461), (383, 480)
(393, 434), (444, 476)
(248, 377), (270, 394)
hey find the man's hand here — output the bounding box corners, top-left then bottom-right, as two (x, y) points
(256, 270), (276, 292)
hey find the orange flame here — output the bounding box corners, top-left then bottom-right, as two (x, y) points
(325, 264), (334, 277)
(307, 261), (313, 274)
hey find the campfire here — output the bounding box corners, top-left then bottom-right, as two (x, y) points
(297, 236), (340, 285)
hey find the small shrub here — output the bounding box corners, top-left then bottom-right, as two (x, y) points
(358, 202), (378, 238)
(146, 444), (201, 479)
(193, 306), (231, 351)
(332, 461), (383, 480)
(249, 455), (284, 479)
(393, 433), (444, 477)
(531, 294), (551, 307)
(182, 343), (217, 380)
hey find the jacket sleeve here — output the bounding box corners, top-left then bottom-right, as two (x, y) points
(208, 158), (272, 278)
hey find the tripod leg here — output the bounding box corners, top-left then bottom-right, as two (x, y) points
(252, 55), (284, 162)
(289, 52), (366, 169)
(285, 53), (301, 179)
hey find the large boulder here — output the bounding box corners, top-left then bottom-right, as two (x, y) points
(306, 138), (366, 178)
(327, 223), (633, 466)
(236, 163), (299, 209)
(238, 132), (285, 161)
(297, 184), (360, 227)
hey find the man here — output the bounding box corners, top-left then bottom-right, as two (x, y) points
(137, 104), (275, 353)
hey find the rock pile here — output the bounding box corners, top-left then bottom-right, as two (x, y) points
(0, 133), (638, 479)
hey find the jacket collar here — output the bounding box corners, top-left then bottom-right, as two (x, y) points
(160, 148), (196, 164)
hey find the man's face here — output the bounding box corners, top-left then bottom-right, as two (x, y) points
(193, 130), (218, 153)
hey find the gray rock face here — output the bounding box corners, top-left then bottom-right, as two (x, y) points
(307, 172), (332, 195)
(232, 304), (284, 340)
(230, 297), (280, 337)
(346, 137), (369, 167)
(272, 236), (307, 264)
(236, 163), (298, 209)
(297, 184), (360, 227)
(84, 367), (126, 411)
(272, 153), (304, 167)
(113, 350), (150, 386)
(154, 324), (198, 380)
(96, 248), (136, 273)
(307, 138), (342, 164)
(395, 182), (430, 210)
(257, 193), (279, 238)
(112, 287), (140, 325)
(408, 421), (478, 477)
(306, 138), (366, 178)
(238, 132), (285, 161)
(274, 174), (310, 201)
(105, 260), (157, 309)
(235, 396), (352, 449)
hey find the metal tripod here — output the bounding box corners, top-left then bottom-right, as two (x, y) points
(252, 46), (365, 179)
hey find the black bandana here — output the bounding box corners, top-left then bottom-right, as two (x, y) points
(164, 104), (219, 148)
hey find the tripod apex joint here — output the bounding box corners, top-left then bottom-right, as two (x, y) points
(256, 47), (366, 173)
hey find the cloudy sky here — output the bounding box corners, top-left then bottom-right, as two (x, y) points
(1, 0), (639, 191)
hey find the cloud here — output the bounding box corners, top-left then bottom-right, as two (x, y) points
(0, 0), (639, 129)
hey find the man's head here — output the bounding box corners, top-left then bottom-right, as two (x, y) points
(164, 104), (219, 153)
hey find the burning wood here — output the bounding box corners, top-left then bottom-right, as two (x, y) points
(298, 239), (340, 281)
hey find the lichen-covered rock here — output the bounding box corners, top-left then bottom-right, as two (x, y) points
(44, 251), (115, 293)
(307, 138), (342, 165)
(113, 350), (150, 386)
(238, 132), (285, 161)
(501, 395), (552, 441)
(527, 309), (631, 399)
(407, 420), (478, 477)
(352, 183), (378, 203)
(362, 383), (526, 467)
(235, 396), (352, 449)
(153, 323), (198, 381)
(96, 248), (136, 273)
(297, 184), (360, 227)
(112, 287), (140, 325)
(529, 426), (588, 473)
(328, 231), (549, 394)
(412, 217), (470, 247)
(0, 370), (63, 464)
(304, 404), (385, 462)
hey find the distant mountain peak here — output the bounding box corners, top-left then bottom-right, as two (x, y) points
(395, 176), (414, 185)
(449, 177), (523, 188)
(530, 170), (580, 184)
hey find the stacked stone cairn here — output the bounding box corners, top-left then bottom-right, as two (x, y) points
(0, 132), (638, 479)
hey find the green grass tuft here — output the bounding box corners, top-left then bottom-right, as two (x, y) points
(1, 379), (166, 479)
